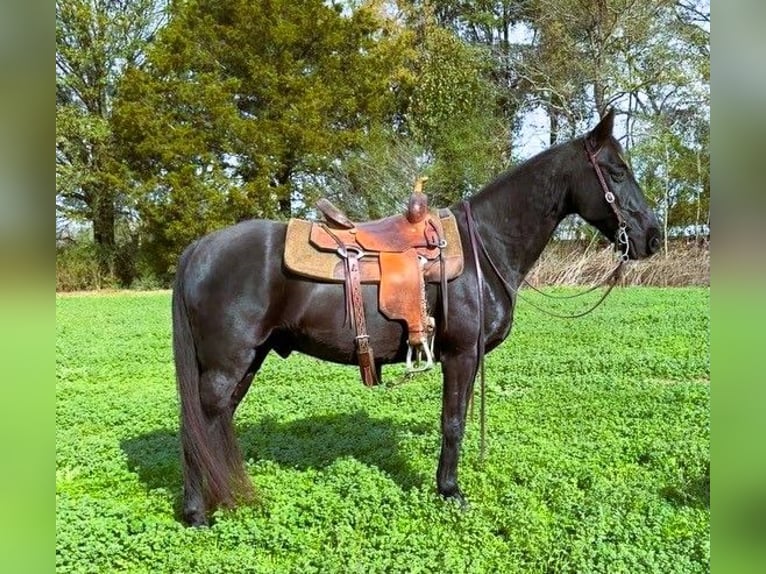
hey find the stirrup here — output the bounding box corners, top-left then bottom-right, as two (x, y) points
(405, 335), (435, 373)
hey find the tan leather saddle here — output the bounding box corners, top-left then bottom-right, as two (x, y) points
(284, 185), (464, 386)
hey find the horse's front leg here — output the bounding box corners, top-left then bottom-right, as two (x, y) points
(436, 351), (478, 506)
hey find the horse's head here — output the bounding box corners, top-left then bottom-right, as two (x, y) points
(570, 109), (662, 260)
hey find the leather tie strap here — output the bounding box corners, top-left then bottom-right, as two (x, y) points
(320, 224), (379, 386)
(347, 253), (378, 386)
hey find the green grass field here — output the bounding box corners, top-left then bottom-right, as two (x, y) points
(56, 287), (709, 573)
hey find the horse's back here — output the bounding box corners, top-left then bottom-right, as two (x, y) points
(178, 219), (284, 294)
(175, 220), (290, 366)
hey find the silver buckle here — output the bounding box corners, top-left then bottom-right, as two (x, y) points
(337, 245), (365, 260)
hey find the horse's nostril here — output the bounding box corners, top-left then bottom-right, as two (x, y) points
(648, 235), (661, 254)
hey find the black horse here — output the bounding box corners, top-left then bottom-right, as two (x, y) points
(172, 109), (661, 526)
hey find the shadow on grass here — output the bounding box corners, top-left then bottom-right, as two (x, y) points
(238, 411), (430, 490)
(120, 410), (430, 503)
(660, 460), (710, 509)
(660, 478), (710, 510)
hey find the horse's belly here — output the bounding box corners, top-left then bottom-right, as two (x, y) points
(287, 316), (409, 366)
(282, 283), (409, 365)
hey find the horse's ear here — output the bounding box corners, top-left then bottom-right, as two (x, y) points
(587, 108), (615, 148)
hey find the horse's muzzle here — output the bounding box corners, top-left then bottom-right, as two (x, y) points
(647, 229), (662, 255)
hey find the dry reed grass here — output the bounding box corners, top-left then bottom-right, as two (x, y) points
(526, 239), (709, 287)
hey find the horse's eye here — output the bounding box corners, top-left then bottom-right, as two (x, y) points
(611, 169), (626, 183)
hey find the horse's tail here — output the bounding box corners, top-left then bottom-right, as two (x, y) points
(173, 244), (237, 510)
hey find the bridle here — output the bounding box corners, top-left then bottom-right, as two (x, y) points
(466, 138), (632, 318)
(585, 137), (631, 264)
(462, 138), (635, 460)
(517, 138), (632, 308)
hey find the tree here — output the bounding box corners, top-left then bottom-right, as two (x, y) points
(56, 0), (166, 283)
(511, 0), (709, 243)
(115, 0), (400, 278)
(116, 0), (509, 278)
(326, 2), (509, 214)
(427, 0), (531, 151)
(622, 0), (709, 242)
(408, 25), (509, 203)
(630, 108), (709, 249)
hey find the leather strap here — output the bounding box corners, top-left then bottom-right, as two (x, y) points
(320, 224), (378, 386)
(463, 201), (487, 462)
(347, 253), (378, 386)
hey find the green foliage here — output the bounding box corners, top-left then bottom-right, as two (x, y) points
(114, 0), (398, 277)
(56, 239), (104, 292)
(56, 288), (709, 572)
(320, 126), (426, 221)
(56, 0), (164, 281)
(57, 0), (708, 282)
(113, 0), (511, 276)
(481, 0), (710, 238)
(56, 231), (141, 291)
(428, 0), (530, 124)
(323, 19), (509, 215)
(407, 25), (509, 203)
(631, 114), (709, 236)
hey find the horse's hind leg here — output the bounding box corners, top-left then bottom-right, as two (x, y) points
(182, 350), (265, 526)
(181, 368), (244, 526)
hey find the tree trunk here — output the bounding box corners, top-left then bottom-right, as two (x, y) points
(92, 186), (116, 285)
(549, 106), (559, 146)
(695, 148), (702, 244)
(594, 82), (605, 117)
(663, 143), (670, 257)
(275, 160), (294, 218)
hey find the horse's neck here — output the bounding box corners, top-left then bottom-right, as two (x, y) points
(469, 160), (568, 282)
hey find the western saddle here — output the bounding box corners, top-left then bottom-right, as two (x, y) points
(283, 178), (464, 386)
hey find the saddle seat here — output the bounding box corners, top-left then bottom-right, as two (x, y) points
(315, 192), (434, 252)
(283, 187), (464, 386)
(310, 198), (442, 255)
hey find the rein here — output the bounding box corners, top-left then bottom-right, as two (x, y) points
(519, 139), (631, 313)
(463, 202), (487, 461)
(462, 138), (632, 460)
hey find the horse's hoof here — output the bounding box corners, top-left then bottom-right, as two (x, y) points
(183, 509), (209, 527)
(441, 488), (470, 510)
(451, 493), (471, 511)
